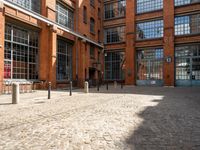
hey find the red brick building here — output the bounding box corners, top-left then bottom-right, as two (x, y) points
(104, 0), (200, 87)
(0, 0), (104, 93)
(0, 0), (200, 93)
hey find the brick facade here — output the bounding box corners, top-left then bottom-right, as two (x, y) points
(0, 0), (200, 93)
(104, 0), (200, 87)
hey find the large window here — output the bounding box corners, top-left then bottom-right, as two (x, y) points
(137, 0), (163, 14)
(105, 51), (125, 80)
(104, 26), (125, 44)
(175, 0), (200, 6)
(136, 19), (163, 40)
(175, 14), (200, 35)
(175, 44), (200, 81)
(104, 0), (126, 20)
(56, 39), (72, 81)
(6, 0), (41, 13)
(56, 1), (74, 30)
(4, 24), (39, 80)
(137, 48), (163, 81)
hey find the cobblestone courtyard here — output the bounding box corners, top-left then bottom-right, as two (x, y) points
(0, 86), (200, 150)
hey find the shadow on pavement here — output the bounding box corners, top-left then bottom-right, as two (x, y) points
(124, 87), (200, 150)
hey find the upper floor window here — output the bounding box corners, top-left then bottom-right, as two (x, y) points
(175, 14), (200, 35)
(175, 0), (200, 6)
(7, 0), (41, 13)
(83, 6), (87, 24)
(137, 0), (163, 14)
(90, 0), (95, 7)
(90, 44), (95, 59)
(104, 26), (125, 44)
(104, 0), (126, 20)
(56, 1), (74, 30)
(90, 18), (95, 34)
(98, 8), (101, 19)
(136, 19), (163, 40)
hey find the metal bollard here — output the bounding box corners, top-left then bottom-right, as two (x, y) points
(114, 81), (117, 88)
(84, 81), (89, 93)
(48, 82), (51, 99)
(69, 81), (72, 96)
(121, 82), (123, 89)
(12, 83), (19, 104)
(97, 82), (99, 91)
(106, 82), (108, 90)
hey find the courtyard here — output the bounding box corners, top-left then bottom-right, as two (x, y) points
(0, 86), (200, 150)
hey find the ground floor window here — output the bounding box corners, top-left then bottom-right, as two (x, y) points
(104, 51), (125, 80)
(4, 23), (39, 80)
(137, 48), (163, 81)
(175, 44), (200, 86)
(56, 39), (72, 81)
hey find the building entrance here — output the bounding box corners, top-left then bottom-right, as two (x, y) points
(136, 48), (164, 86)
(175, 44), (200, 86)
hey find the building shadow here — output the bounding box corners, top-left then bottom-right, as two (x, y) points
(124, 87), (200, 150)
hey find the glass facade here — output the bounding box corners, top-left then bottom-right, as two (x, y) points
(104, 0), (126, 20)
(56, 39), (72, 81)
(56, 2), (74, 30)
(104, 51), (125, 80)
(175, 14), (200, 35)
(137, 48), (163, 81)
(136, 20), (164, 40)
(137, 0), (163, 14)
(175, 44), (200, 81)
(4, 24), (39, 80)
(104, 26), (125, 44)
(175, 0), (200, 6)
(6, 0), (40, 13)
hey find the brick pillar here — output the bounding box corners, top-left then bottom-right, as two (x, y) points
(0, 3), (5, 93)
(163, 0), (175, 86)
(125, 0), (136, 85)
(39, 23), (49, 84)
(78, 40), (86, 87)
(48, 27), (57, 88)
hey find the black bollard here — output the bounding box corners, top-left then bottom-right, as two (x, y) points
(106, 82), (108, 90)
(69, 81), (72, 96)
(121, 82), (123, 89)
(97, 82), (99, 91)
(48, 82), (51, 99)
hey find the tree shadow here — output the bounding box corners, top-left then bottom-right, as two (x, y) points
(125, 87), (200, 150)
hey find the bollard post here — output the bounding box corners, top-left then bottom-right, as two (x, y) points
(121, 82), (123, 89)
(106, 82), (108, 90)
(12, 83), (19, 104)
(48, 82), (51, 99)
(84, 81), (89, 93)
(70, 81), (72, 96)
(97, 81), (99, 91)
(114, 81), (117, 88)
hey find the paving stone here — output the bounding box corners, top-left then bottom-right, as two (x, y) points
(0, 86), (199, 149)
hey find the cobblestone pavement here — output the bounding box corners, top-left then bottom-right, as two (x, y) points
(0, 86), (200, 150)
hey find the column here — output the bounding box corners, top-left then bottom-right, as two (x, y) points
(0, 2), (5, 93)
(125, 0), (136, 85)
(163, 0), (175, 86)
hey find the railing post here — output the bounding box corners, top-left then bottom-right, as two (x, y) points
(48, 82), (51, 99)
